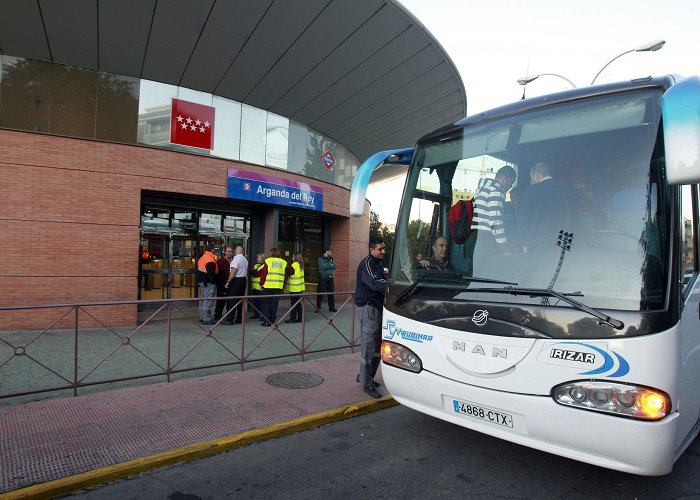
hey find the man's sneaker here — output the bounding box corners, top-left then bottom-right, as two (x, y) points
(329, 308), (338, 312)
(356, 373), (380, 387)
(364, 385), (381, 399)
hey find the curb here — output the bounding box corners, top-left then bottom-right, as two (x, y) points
(1, 396), (397, 500)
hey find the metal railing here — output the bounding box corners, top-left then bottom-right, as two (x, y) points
(0, 292), (357, 403)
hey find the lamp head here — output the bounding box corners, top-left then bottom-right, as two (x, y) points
(517, 75), (539, 85)
(635, 40), (665, 52)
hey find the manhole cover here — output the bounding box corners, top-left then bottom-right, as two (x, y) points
(265, 372), (324, 389)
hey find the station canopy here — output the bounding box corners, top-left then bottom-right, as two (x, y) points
(0, 0), (466, 175)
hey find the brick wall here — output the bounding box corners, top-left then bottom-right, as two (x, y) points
(0, 129), (370, 329)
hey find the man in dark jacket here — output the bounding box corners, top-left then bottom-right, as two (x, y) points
(214, 246), (233, 322)
(355, 238), (387, 399)
(515, 162), (585, 250)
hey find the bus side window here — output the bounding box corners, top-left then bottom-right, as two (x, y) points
(681, 184), (698, 291)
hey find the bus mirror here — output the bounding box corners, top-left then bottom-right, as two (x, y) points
(663, 76), (700, 185)
(349, 148), (414, 217)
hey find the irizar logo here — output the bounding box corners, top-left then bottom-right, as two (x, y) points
(550, 348), (595, 364)
(383, 320), (433, 343)
(472, 309), (488, 326)
(551, 342), (630, 377)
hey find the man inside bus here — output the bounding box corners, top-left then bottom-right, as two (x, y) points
(515, 161), (586, 250)
(465, 166), (517, 273)
(416, 235), (455, 272)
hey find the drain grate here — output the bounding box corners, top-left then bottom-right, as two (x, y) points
(265, 372), (324, 389)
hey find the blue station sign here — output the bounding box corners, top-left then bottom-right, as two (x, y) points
(227, 168), (324, 211)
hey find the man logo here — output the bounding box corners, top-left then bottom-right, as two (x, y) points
(472, 309), (489, 326)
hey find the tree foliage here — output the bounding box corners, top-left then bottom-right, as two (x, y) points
(369, 210), (394, 270)
(407, 219), (431, 261)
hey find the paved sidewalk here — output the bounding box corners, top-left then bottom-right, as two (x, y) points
(0, 352), (394, 498)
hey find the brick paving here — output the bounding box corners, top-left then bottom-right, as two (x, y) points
(0, 351), (383, 494)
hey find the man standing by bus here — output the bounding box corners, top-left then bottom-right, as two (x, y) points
(355, 238), (388, 399)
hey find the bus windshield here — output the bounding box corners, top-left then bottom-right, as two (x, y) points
(393, 89), (668, 312)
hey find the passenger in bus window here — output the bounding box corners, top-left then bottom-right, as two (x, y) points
(470, 165), (517, 253)
(417, 236), (455, 272)
(515, 162), (586, 251)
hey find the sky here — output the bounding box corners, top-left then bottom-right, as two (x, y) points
(367, 0), (700, 223)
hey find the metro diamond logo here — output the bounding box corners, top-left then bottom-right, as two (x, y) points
(320, 150), (336, 170)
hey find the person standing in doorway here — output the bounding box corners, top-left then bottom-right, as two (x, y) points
(316, 247), (337, 313)
(224, 245), (248, 324)
(258, 248), (287, 327)
(214, 246), (233, 322)
(197, 245), (218, 325)
(285, 253), (306, 323)
(355, 238), (388, 399)
(249, 252), (265, 319)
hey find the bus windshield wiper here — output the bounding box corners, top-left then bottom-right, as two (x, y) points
(394, 274), (518, 306)
(468, 286), (624, 330)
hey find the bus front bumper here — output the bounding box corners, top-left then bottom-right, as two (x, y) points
(381, 363), (679, 476)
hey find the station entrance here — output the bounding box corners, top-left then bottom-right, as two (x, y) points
(139, 205), (250, 305)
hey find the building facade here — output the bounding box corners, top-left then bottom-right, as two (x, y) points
(0, 1), (466, 328)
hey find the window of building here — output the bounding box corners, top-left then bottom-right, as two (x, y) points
(240, 104), (266, 165)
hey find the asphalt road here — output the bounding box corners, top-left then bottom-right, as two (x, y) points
(66, 405), (700, 499)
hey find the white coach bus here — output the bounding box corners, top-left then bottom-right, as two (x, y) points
(350, 75), (700, 475)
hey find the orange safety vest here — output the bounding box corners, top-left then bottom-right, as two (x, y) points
(197, 251), (219, 273)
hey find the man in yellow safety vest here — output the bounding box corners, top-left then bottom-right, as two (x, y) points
(284, 253), (305, 323)
(258, 248), (287, 327)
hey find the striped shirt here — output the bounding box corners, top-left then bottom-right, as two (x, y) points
(472, 177), (508, 246)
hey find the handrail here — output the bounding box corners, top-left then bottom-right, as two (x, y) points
(0, 292), (358, 403)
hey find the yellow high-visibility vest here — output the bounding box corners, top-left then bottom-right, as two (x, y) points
(251, 263), (264, 291)
(286, 262), (305, 292)
(263, 257), (287, 289)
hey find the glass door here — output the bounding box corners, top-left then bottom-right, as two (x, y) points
(139, 205), (250, 306)
(278, 214), (323, 291)
(171, 210), (198, 299)
(140, 207), (171, 301)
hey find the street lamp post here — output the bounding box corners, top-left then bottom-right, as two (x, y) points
(590, 40), (665, 85)
(517, 73), (577, 88)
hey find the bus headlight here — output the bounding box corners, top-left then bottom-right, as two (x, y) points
(552, 381), (671, 421)
(381, 341), (422, 373)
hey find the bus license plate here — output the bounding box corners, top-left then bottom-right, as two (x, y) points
(453, 399), (513, 428)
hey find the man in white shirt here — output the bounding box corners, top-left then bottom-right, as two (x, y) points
(224, 246), (249, 324)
